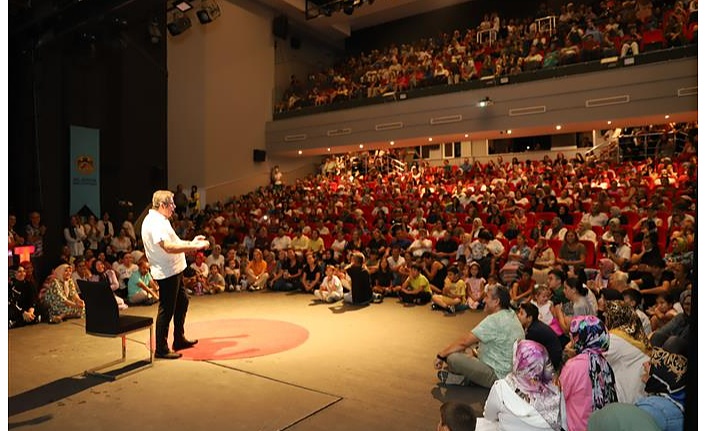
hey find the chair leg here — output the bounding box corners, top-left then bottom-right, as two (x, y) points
(85, 327), (154, 380)
(149, 324), (154, 363)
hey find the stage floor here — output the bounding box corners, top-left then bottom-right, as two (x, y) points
(8, 291), (490, 431)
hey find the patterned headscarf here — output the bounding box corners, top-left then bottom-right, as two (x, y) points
(53, 264), (73, 297)
(505, 340), (561, 431)
(54, 264), (71, 282)
(644, 347), (688, 397)
(603, 300), (648, 350)
(569, 315), (618, 410)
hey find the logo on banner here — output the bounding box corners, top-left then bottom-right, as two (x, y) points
(76, 155), (95, 175)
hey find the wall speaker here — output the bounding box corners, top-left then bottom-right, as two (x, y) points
(272, 15), (288, 40)
(253, 149), (267, 162)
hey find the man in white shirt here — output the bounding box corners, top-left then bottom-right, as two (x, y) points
(270, 227), (292, 252)
(113, 252), (138, 294)
(581, 203), (609, 227)
(142, 190), (209, 359)
(290, 228), (310, 255)
(577, 221), (598, 245)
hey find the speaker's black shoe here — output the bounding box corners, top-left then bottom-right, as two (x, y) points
(173, 338), (198, 351)
(155, 350), (182, 359)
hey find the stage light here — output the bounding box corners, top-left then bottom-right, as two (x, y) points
(298, 150), (303, 155)
(173, 1), (193, 12)
(555, 125), (562, 130)
(197, 0), (221, 24)
(477, 96), (493, 107)
(167, 11), (192, 36)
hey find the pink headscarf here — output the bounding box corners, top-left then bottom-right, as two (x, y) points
(505, 339), (561, 430)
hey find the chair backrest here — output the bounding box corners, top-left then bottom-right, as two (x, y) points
(78, 279), (120, 335)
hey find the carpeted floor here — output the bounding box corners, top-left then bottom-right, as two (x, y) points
(161, 318), (310, 361)
(8, 291), (490, 431)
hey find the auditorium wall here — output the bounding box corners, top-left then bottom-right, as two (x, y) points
(167, 0), (319, 203)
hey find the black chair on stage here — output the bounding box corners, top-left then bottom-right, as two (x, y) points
(78, 280), (154, 380)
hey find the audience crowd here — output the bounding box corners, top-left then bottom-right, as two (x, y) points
(276, 0), (698, 114)
(9, 120), (696, 430)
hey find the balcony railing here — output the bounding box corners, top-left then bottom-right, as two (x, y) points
(273, 44), (697, 121)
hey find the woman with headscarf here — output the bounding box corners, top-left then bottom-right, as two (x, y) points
(479, 339), (562, 431)
(603, 301), (650, 403)
(635, 336), (688, 431)
(664, 236), (693, 270)
(559, 315), (618, 431)
(90, 259), (128, 310)
(42, 264), (84, 324)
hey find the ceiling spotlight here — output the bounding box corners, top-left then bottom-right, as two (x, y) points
(327, 148), (331, 152)
(555, 125), (562, 130)
(167, 10), (192, 36)
(464, 134), (469, 138)
(173, 1), (193, 12)
(507, 129), (512, 134)
(607, 120), (612, 125)
(197, 0), (221, 24)
(665, 114), (670, 119)
(428, 137), (433, 142)
(390, 141), (395, 145)
(359, 144), (364, 149)
(477, 96), (493, 108)
(298, 150), (303, 155)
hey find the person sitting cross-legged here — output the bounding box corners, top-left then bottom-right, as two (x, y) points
(206, 263), (226, 294)
(314, 264), (344, 303)
(9, 266), (41, 328)
(42, 264), (85, 324)
(434, 285), (525, 388)
(127, 259), (160, 305)
(343, 252), (373, 305)
(431, 266), (466, 314)
(397, 264), (432, 305)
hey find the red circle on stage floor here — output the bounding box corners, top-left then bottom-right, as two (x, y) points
(159, 318), (310, 361)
